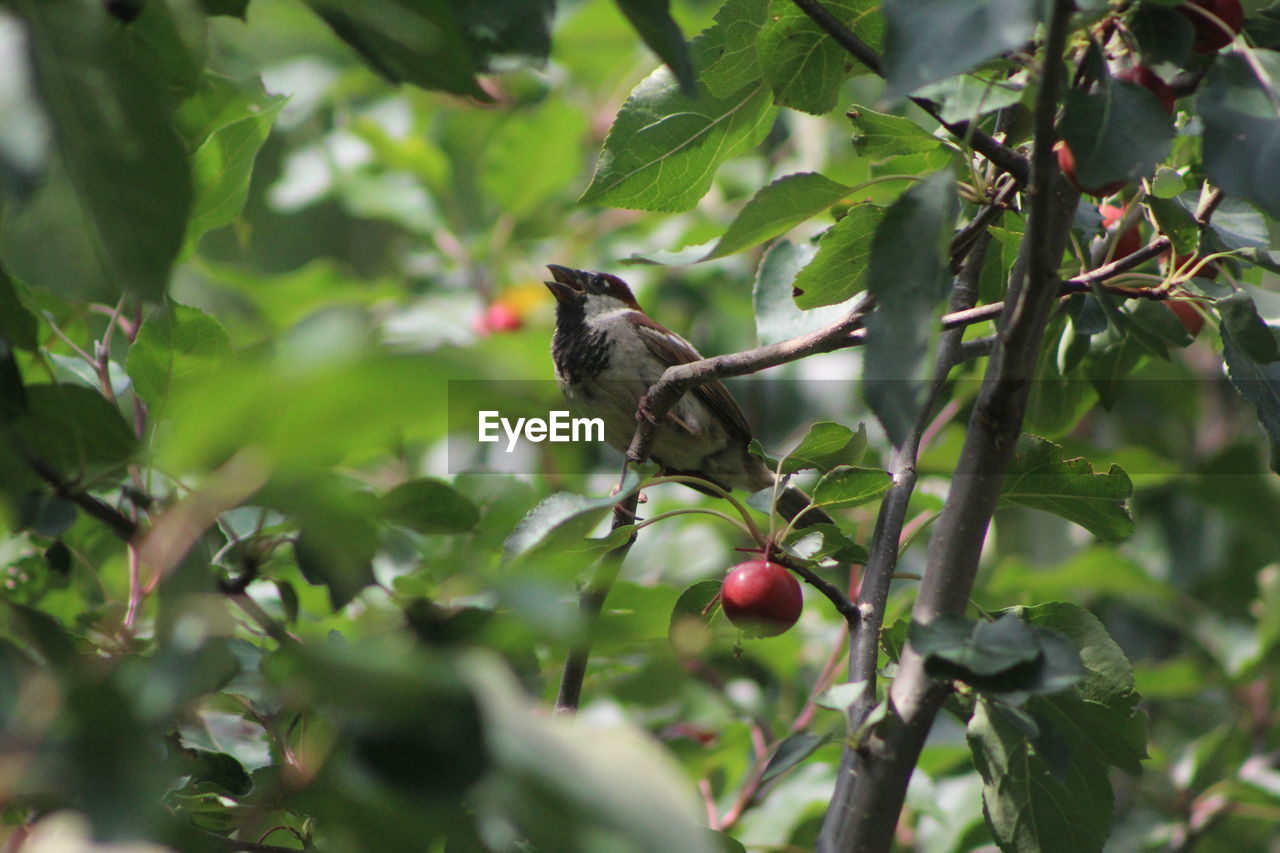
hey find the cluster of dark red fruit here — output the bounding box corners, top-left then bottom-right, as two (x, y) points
(1057, 0), (1244, 198)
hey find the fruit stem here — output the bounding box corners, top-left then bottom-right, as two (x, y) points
(633, 508), (752, 537)
(645, 475), (767, 546)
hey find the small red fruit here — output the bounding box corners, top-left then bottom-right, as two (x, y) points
(1166, 300), (1205, 337)
(720, 560), (802, 638)
(1179, 0), (1244, 54)
(474, 301), (523, 335)
(1100, 203), (1142, 258)
(1056, 141), (1128, 197)
(1116, 66), (1176, 115)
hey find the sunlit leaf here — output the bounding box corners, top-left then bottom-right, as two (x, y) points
(1000, 435), (1135, 541)
(580, 31), (775, 211)
(704, 172), (851, 261)
(882, 0), (1039, 100)
(758, 0), (882, 114)
(862, 169), (956, 446)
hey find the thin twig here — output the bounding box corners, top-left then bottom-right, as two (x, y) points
(555, 488), (641, 714)
(790, 0), (1030, 184)
(767, 548), (858, 623)
(23, 453), (138, 541)
(197, 829), (309, 853)
(624, 301), (871, 469)
(949, 177), (1020, 270)
(819, 6), (1080, 852)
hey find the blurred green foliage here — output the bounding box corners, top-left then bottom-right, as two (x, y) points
(0, 0), (1279, 852)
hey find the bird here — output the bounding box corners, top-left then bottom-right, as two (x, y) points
(544, 264), (832, 529)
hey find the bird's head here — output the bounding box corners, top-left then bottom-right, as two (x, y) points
(544, 264), (642, 313)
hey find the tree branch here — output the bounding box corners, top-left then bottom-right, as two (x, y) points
(768, 547), (858, 624)
(555, 490), (641, 714)
(814, 4), (1079, 850)
(198, 830), (309, 853)
(818, 232), (994, 852)
(625, 246), (1189, 469)
(790, 0), (1030, 185)
(624, 301), (871, 468)
(23, 453), (138, 542)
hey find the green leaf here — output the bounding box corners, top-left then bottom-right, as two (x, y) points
(847, 105), (942, 160)
(882, 0), (1040, 100)
(1149, 166), (1187, 199)
(11, 384), (136, 478)
(1019, 603), (1147, 774)
(1222, 329), (1280, 472)
(456, 0), (554, 71)
(968, 698), (1114, 853)
(760, 732), (829, 784)
(703, 172), (851, 261)
(701, 0), (768, 97)
(295, 513), (378, 611)
(473, 659), (720, 853)
(1130, 4), (1194, 66)
(198, 0), (249, 16)
(912, 613), (1041, 678)
(179, 74), (286, 246)
(1060, 78), (1175, 194)
(0, 267), (37, 352)
(8, 602), (78, 671)
(270, 473), (384, 610)
(503, 470), (644, 564)
(580, 32), (775, 211)
(668, 578), (722, 657)
(1147, 195), (1199, 254)
(780, 422), (868, 474)
(1127, 299), (1195, 350)
(811, 465), (892, 509)
(303, 0), (490, 100)
(1019, 603), (1140, 710)
(999, 435), (1135, 541)
(1031, 691), (1148, 777)
(757, 0), (882, 114)
(784, 523), (868, 563)
(753, 240), (853, 345)
(613, 0), (696, 94)
(862, 169), (956, 446)
(1217, 291), (1280, 365)
(912, 73), (1026, 124)
(1202, 195), (1271, 249)
(381, 478), (481, 534)
(1199, 54), (1280, 219)
(172, 747), (253, 796)
(791, 203), (887, 309)
(126, 303), (232, 412)
(481, 98), (590, 217)
(7, 0), (193, 299)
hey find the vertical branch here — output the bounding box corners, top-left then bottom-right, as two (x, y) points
(555, 492), (641, 714)
(818, 233), (993, 852)
(817, 3), (1080, 850)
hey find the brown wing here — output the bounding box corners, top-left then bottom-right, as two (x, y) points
(631, 315), (755, 442)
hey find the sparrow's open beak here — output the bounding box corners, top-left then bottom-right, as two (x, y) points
(544, 264), (586, 303)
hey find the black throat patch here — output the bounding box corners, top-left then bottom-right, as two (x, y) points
(552, 299), (611, 385)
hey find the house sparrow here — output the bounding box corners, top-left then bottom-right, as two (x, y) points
(544, 264), (832, 529)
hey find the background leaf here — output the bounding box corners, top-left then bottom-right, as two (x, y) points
(757, 0), (882, 114)
(4, 0), (193, 299)
(862, 169), (956, 446)
(999, 435), (1135, 541)
(882, 0), (1040, 100)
